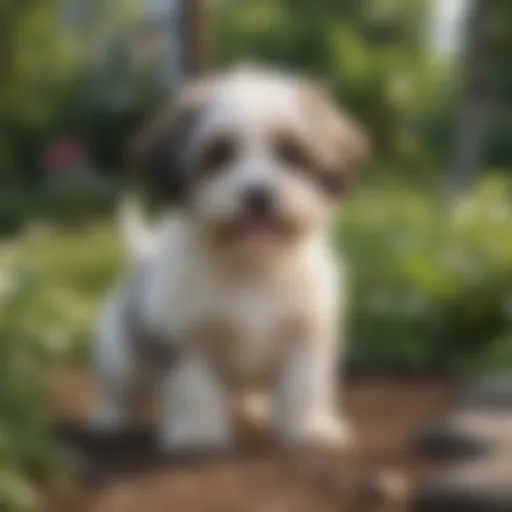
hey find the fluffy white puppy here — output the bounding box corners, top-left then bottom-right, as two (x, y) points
(92, 67), (369, 452)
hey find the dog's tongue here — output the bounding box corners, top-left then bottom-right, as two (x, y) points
(242, 219), (278, 243)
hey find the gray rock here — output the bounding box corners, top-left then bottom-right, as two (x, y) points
(412, 454), (512, 512)
(413, 376), (512, 511)
(416, 410), (512, 460)
(416, 376), (512, 461)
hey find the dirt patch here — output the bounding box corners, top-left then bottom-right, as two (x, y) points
(46, 372), (457, 512)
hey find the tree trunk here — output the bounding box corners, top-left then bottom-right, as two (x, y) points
(181, 0), (211, 78)
(447, 0), (495, 191)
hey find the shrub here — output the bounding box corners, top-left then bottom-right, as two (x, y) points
(0, 184), (117, 237)
(0, 224), (122, 510)
(340, 175), (512, 373)
(0, 266), (59, 511)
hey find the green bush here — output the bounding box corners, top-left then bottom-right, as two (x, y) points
(0, 184), (118, 237)
(0, 225), (121, 511)
(0, 268), (60, 512)
(340, 175), (512, 373)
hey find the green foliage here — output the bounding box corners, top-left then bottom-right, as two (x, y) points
(0, 0), (82, 186)
(341, 175), (512, 372)
(0, 224), (121, 511)
(0, 0), (156, 185)
(20, 225), (121, 359)
(0, 184), (117, 236)
(214, 0), (437, 166)
(0, 267), (59, 511)
(1, 0), (509, 184)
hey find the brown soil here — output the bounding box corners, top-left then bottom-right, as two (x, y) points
(45, 372), (457, 512)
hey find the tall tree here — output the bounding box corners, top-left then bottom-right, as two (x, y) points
(446, 0), (512, 189)
(0, 0), (80, 184)
(447, 0), (496, 190)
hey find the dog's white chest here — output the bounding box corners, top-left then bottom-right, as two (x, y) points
(197, 280), (295, 380)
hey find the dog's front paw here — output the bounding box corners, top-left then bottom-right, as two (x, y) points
(305, 415), (352, 447)
(289, 415), (353, 450)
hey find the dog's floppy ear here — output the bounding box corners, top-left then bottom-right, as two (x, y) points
(298, 80), (370, 196)
(129, 81), (211, 202)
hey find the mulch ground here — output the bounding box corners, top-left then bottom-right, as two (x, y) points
(44, 372), (457, 512)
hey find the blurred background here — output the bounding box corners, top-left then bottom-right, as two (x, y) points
(1, 0), (512, 510)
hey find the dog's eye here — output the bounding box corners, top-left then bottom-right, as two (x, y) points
(198, 136), (236, 176)
(274, 135), (314, 170)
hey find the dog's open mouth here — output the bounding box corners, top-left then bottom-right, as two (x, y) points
(215, 215), (295, 246)
(240, 217), (282, 242)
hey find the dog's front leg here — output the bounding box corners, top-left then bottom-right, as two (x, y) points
(159, 354), (234, 453)
(274, 336), (351, 449)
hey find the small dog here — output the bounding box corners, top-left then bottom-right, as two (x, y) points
(92, 66), (369, 452)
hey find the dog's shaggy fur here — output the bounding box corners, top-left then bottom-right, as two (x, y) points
(92, 67), (369, 452)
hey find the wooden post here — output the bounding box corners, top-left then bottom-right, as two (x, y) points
(180, 0), (210, 79)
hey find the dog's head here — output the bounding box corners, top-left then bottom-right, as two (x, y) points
(134, 67), (369, 257)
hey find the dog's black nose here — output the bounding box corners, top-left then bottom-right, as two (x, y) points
(243, 186), (275, 216)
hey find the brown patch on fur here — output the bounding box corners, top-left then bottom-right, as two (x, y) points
(278, 313), (316, 346)
(195, 131), (239, 178)
(271, 127), (319, 172)
(297, 80), (371, 193)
